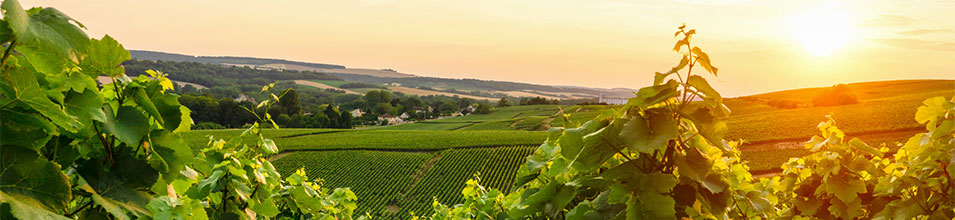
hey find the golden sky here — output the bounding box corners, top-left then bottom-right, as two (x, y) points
(21, 0), (955, 96)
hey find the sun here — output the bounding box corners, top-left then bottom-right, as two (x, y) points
(789, 6), (853, 56)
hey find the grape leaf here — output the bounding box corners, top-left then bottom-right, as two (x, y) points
(1, 0), (89, 75)
(691, 47), (718, 76)
(619, 112), (678, 154)
(0, 109), (55, 151)
(2, 63), (79, 132)
(0, 147), (72, 213)
(825, 173), (866, 204)
(147, 130), (193, 178)
(0, 191), (70, 220)
(77, 152), (159, 217)
(626, 80), (678, 108)
(102, 106), (148, 146)
(79, 35), (129, 77)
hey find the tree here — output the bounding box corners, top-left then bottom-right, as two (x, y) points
(373, 102), (395, 115)
(363, 90), (392, 104)
(324, 105), (341, 128)
(497, 97), (510, 107)
(280, 88), (302, 115)
(474, 103), (491, 114)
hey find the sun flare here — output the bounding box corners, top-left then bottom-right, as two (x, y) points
(789, 6), (853, 56)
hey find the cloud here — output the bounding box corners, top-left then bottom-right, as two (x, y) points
(860, 14), (914, 27)
(873, 38), (955, 51)
(898, 28), (953, 36)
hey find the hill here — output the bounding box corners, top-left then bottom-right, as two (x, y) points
(130, 50), (346, 69)
(129, 50), (636, 100)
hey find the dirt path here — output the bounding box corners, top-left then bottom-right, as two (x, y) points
(292, 80), (360, 94)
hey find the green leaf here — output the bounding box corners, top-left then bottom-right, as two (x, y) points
(147, 130), (193, 177)
(914, 96), (951, 125)
(570, 119), (625, 171)
(173, 106), (192, 133)
(848, 138), (880, 156)
(146, 196), (208, 220)
(0, 109), (55, 150)
(127, 86), (163, 124)
(686, 75), (721, 103)
(607, 184), (630, 204)
(654, 55), (689, 86)
(249, 188), (280, 217)
(700, 173), (729, 194)
(825, 173), (866, 204)
(0, 20), (12, 43)
(2, 0), (90, 75)
(152, 93), (183, 132)
(691, 47), (718, 76)
(63, 90), (105, 132)
(77, 152), (159, 217)
(102, 106), (148, 146)
(0, 147), (72, 213)
(79, 35), (129, 77)
(0, 191), (70, 220)
(637, 190), (676, 218)
(745, 191), (773, 213)
(619, 112), (678, 154)
(559, 120), (601, 160)
(627, 80), (679, 108)
(675, 148), (712, 182)
(262, 138), (278, 154)
(1, 64), (79, 132)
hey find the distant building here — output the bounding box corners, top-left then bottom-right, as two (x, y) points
(350, 109), (364, 118)
(599, 94), (628, 105)
(234, 94), (256, 103)
(464, 105), (476, 113)
(378, 113), (405, 125)
(399, 112), (410, 119)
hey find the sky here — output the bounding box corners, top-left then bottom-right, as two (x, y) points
(20, 0), (955, 97)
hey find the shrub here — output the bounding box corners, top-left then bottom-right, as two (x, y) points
(813, 84), (859, 106)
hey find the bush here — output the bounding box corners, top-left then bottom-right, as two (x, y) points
(193, 122), (227, 129)
(813, 84), (859, 106)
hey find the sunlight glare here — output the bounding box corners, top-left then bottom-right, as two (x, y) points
(789, 6), (853, 56)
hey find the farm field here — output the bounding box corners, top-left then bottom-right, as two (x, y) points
(178, 79), (952, 217)
(384, 104), (612, 131)
(270, 146), (536, 218)
(182, 129), (548, 151)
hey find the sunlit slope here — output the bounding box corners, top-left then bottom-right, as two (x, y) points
(725, 79), (955, 143)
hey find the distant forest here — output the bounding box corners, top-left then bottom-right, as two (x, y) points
(130, 50), (346, 69)
(123, 59), (341, 88)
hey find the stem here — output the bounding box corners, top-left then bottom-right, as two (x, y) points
(111, 77), (125, 105)
(66, 200), (92, 217)
(1, 39), (17, 67)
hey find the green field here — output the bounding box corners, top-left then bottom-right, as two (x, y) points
(179, 79), (954, 217)
(183, 129), (548, 151)
(382, 105), (613, 131)
(270, 146), (536, 218)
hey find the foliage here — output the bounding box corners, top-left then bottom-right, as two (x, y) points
(123, 59), (341, 89)
(425, 25), (771, 219)
(0, 1), (357, 218)
(812, 84), (859, 107)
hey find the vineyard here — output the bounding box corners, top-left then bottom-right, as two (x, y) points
(270, 146), (537, 219)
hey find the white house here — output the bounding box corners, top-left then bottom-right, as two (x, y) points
(598, 94), (628, 105)
(350, 109), (364, 118)
(399, 112), (411, 119)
